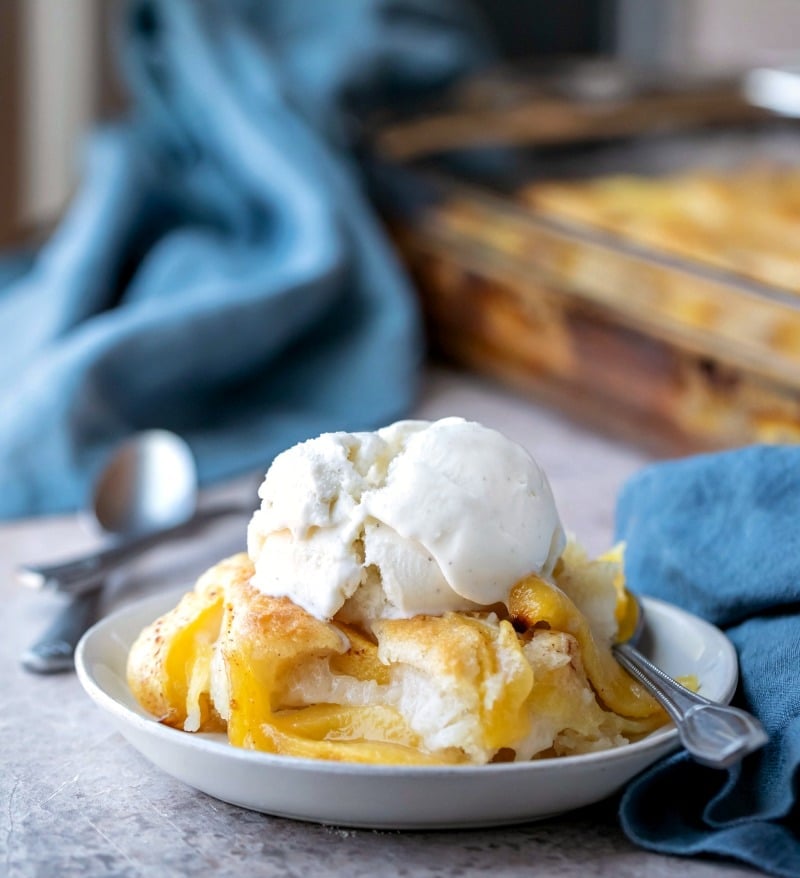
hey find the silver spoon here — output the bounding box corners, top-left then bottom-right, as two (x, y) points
(613, 594), (768, 769)
(18, 436), (247, 597)
(20, 430), (201, 673)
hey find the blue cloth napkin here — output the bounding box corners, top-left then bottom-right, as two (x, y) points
(615, 445), (800, 877)
(0, 0), (488, 520)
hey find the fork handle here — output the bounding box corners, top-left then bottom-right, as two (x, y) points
(21, 586), (104, 674)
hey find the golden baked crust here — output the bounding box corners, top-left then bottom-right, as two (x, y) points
(523, 166), (800, 293)
(127, 546), (666, 765)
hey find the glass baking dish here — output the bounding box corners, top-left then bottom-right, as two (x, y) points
(370, 74), (800, 450)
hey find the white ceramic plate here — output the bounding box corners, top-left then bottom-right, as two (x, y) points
(75, 590), (738, 829)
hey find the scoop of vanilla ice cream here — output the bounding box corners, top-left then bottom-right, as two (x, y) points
(247, 418), (566, 622)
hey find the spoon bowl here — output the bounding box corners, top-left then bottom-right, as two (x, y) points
(91, 430), (198, 537)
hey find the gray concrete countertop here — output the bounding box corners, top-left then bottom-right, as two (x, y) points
(0, 366), (761, 877)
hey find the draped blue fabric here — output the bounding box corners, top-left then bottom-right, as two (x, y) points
(0, 0), (488, 518)
(616, 445), (800, 877)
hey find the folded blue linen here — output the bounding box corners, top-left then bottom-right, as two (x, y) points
(0, 0), (488, 519)
(616, 445), (800, 877)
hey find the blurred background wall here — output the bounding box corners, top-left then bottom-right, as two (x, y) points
(616, 0), (800, 73)
(1, 0), (799, 247)
(0, 2), (22, 245)
(0, 0), (121, 244)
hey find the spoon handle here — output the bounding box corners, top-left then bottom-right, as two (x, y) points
(21, 586), (104, 674)
(17, 503), (247, 596)
(613, 642), (768, 769)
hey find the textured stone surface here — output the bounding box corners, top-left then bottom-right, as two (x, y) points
(0, 367), (761, 877)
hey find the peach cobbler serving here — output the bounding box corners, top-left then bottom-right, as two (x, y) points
(127, 418), (666, 765)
